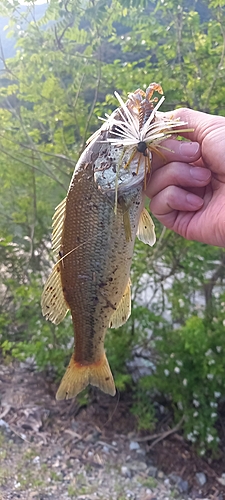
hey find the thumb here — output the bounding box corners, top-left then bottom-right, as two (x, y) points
(163, 108), (225, 175)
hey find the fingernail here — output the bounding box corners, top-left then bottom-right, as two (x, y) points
(179, 141), (200, 158)
(190, 167), (211, 181)
(186, 193), (203, 208)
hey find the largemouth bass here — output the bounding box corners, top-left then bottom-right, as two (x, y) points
(41, 83), (188, 400)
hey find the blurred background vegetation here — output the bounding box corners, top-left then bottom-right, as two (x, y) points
(0, 0), (225, 456)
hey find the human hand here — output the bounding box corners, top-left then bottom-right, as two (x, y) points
(146, 108), (225, 247)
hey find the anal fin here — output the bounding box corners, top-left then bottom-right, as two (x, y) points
(137, 208), (156, 246)
(109, 279), (131, 328)
(56, 353), (116, 400)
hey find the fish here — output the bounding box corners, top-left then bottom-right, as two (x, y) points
(41, 82), (188, 400)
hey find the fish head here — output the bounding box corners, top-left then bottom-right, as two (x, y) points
(87, 82), (189, 196)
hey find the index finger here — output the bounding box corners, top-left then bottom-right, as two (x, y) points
(151, 138), (201, 171)
(162, 107), (225, 143)
(162, 108), (225, 176)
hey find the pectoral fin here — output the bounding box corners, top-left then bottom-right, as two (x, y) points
(41, 264), (69, 325)
(109, 279), (131, 328)
(137, 208), (156, 246)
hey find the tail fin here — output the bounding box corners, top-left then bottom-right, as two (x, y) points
(56, 353), (116, 400)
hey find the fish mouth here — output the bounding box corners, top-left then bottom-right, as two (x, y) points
(94, 160), (146, 195)
(113, 170), (145, 193)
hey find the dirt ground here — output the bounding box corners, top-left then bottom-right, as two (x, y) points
(0, 361), (225, 500)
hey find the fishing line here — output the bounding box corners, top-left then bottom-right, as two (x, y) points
(102, 388), (121, 427)
(114, 147), (127, 215)
(56, 238), (92, 265)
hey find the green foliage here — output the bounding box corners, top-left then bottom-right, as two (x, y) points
(0, 0), (225, 455)
(1, 272), (73, 380)
(135, 313), (225, 454)
(131, 389), (156, 431)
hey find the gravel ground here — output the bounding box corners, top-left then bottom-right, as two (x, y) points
(0, 425), (192, 500)
(0, 362), (222, 500)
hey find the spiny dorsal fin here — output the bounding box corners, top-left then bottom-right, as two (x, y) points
(41, 263), (69, 325)
(52, 197), (67, 256)
(109, 279), (131, 329)
(137, 208), (156, 246)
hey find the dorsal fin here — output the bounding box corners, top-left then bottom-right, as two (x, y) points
(137, 208), (156, 246)
(109, 279), (131, 328)
(52, 197), (67, 255)
(41, 197), (69, 325)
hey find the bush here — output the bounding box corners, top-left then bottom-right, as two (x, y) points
(135, 314), (225, 455)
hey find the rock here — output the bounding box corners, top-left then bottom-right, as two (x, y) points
(196, 472), (207, 486)
(217, 473), (225, 486)
(147, 466), (157, 478)
(169, 473), (181, 484)
(125, 489), (135, 499)
(121, 466), (132, 478)
(164, 478), (170, 487)
(178, 479), (189, 493)
(182, 480), (189, 493)
(0, 419), (10, 430)
(19, 357), (36, 368)
(129, 461), (147, 471)
(84, 433), (94, 442)
(52, 458), (60, 467)
(136, 447), (146, 456)
(102, 445), (109, 454)
(92, 430), (101, 440)
(157, 470), (164, 479)
(129, 441), (140, 451)
(169, 473), (189, 493)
